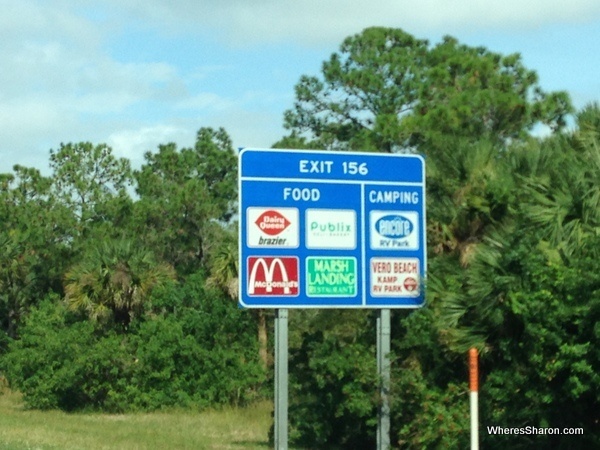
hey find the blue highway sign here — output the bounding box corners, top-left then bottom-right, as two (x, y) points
(239, 148), (426, 308)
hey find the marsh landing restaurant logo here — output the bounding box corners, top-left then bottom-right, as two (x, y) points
(247, 257), (299, 296)
(247, 208), (299, 248)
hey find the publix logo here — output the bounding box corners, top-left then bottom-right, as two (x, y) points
(309, 220), (351, 234)
(375, 214), (414, 239)
(306, 209), (356, 250)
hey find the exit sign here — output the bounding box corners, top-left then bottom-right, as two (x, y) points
(239, 148), (426, 308)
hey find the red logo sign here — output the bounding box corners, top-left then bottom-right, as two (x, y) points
(255, 210), (290, 236)
(403, 277), (418, 292)
(248, 257), (299, 296)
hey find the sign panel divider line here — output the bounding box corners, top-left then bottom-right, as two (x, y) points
(241, 176), (424, 187)
(361, 182), (367, 306)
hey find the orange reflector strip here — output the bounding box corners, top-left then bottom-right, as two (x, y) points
(469, 348), (479, 392)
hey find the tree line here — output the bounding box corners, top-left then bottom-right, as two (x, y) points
(1, 27), (598, 449)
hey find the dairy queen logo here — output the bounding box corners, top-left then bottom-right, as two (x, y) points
(247, 257), (299, 296)
(254, 210), (290, 235)
(247, 207), (299, 248)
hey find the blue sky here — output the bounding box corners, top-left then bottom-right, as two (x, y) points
(2, 0), (599, 174)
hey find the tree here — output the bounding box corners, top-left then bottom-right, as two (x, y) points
(206, 226), (271, 371)
(520, 103), (600, 259)
(0, 233), (37, 341)
(206, 232), (239, 300)
(134, 127), (237, 274)
(64, 239), (175, 330)
(425, 136), (519, 264)
(427, 112), (600, 448)
(428, 225), (599, 449)
(414, 36), (571, 146)
(276, 28), (589, 449)
(49, 142), (132, 229)
(279, 27), (572, 153)
(0, 165), (71, 341)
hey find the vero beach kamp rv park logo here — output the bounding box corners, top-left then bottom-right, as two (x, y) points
(247, 208), (299, 248)
(247, 257), (299, 296)
(370, 257), (420, 297)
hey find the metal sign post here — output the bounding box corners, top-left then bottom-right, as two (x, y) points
(377, 309), (391, 450)
(274, 309), (288, 450)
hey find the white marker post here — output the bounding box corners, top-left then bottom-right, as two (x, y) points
(469, 348), (479, 450)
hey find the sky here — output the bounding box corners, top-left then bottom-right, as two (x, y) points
(2, 0), (599, 174)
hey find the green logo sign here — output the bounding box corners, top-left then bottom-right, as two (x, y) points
(306, 257), (357, 297)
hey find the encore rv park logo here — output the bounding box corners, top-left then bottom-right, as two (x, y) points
(247, 207), (299, 248)
(370, 211), (419, 250)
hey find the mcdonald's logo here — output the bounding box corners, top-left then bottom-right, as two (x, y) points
(247, 257), (299, 296)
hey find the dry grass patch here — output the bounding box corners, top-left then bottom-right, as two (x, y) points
(0, 389), (272, 450)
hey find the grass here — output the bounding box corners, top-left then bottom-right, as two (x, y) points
(0, 389), (273, 450)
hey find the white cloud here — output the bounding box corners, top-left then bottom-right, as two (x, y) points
(1, 0), (598, 175)
(0, 1), (194, 173)
(102, 0), (600, 46)
(107, 125), (194, 167)
(175, 92), (234, 111)
(104, 108), (285, 171)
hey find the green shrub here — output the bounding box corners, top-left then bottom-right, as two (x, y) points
(284, 311), (378, 449)
(2, 273), (265, 412)
(2, 298), (133, 411)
